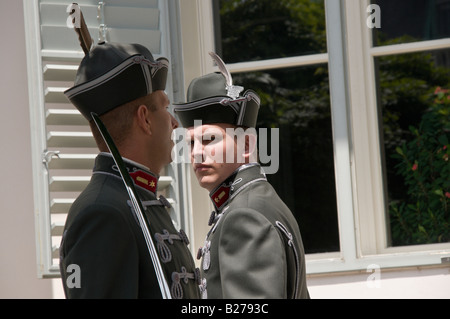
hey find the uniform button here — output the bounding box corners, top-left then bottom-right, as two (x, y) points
(197, 247), (203, 260)
(194, 268), (202, 285)
(202, 241), (211, 271)
(208, 211), (216, 226)
(179, 229), (190, 245)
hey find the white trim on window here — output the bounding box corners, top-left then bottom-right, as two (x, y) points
(323, 0), (358, 269)
(24, 0), (57, 277)
(343, 0), (450, 270)
(345, 0), (387, 258)
(370, 38), (450, 57)
(182, 0), (450, 274)
(225, 54), (329, 73)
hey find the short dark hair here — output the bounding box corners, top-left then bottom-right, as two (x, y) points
(89, 94), (157, 152)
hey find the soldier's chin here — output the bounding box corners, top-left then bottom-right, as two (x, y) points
(165, 150), (174, 165)
(196, 174), (218, 192)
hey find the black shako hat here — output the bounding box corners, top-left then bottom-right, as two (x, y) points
(173, 52), (260, 128)
(64, 42), (169, 121)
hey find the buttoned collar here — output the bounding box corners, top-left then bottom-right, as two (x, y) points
(93, 152), (159, 195)
(209, 163), (266, 212)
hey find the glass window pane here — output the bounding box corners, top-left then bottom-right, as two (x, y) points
(233, 65), (340, 253)
(376, 49), (450, 246)
(213, 0), (326, 63)
(372, 0), (450, 46)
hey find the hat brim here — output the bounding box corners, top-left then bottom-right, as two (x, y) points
(65, 55), (168, 120)
(174, 90), (260, 128)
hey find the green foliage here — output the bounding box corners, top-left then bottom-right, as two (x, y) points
(389, 87), (450, 245)
(218, 0), (326, 62)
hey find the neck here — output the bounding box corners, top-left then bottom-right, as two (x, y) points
(99, 151), (152, 172)
(97, 152), (159, 194)
(118, 146), (164, 176)
(209, 163), (259, 191)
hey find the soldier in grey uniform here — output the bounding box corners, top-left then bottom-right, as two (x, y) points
(60, 42), (200, 299)
(174, 53), (309, 299)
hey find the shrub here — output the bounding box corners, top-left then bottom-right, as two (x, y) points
(389, 87), (450, 246)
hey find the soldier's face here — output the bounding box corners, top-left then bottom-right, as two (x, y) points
(147, 91), (179, 166)
(187, 123), (243, 191)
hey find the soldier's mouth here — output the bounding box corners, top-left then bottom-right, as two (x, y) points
(194, 164), (212, 173)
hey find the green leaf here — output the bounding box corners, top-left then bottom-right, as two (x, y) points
(418, 225), (427, 234)
(438, 135), (448, 146)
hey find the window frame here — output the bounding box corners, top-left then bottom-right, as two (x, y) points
(189, 0), (450, 274)
(24, 0), (55, 277)
(344, 0), (450, 267)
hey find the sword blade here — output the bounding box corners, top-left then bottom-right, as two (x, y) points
(91, 112), (172, 299)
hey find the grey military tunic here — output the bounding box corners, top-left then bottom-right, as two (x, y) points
(197, 163), (309, 299)
(59, 153), (200, 299)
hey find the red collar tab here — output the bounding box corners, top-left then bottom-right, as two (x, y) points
(130, 169), (158, 193)
(210, 184), (231, 211)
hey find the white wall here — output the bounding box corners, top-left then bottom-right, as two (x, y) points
(307, 267), (450, 299)
(0, 0), (448, 299)
(0, 0), (57, 298)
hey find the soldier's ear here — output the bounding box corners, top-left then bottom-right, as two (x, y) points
(243, 130), (257, 162)
(136, 104), (152, 135)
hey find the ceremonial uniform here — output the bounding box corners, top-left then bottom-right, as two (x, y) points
(174, 53), (309, 298)
(60, 153), (201, 298)
(196, 163), (309, 299)
(60, 39), (200, 298)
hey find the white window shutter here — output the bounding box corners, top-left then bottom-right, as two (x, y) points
(25, 0), (188, 278)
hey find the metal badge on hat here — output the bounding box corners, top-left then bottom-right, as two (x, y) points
(209, 52), (244, 99)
